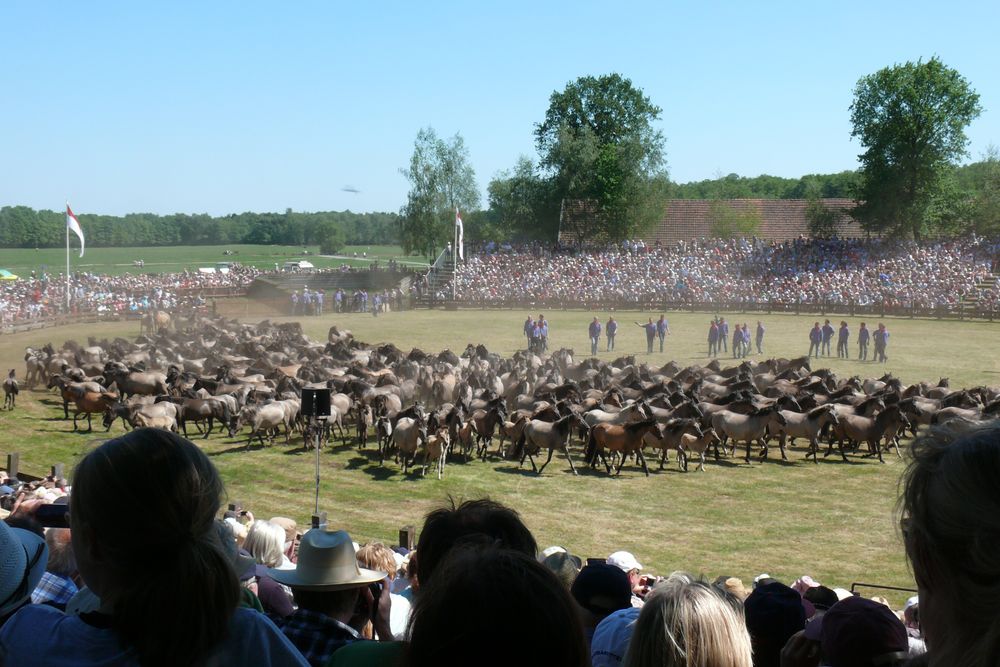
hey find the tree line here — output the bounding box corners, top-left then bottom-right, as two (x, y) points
(403, 58), (998, 250)
(0, 207), (399, 252)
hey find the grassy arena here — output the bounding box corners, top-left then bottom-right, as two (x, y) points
(0, 244), (425, 277)
(2, 308), (996, 601)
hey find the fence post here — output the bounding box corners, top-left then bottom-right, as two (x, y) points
(5, 453), (19, 480)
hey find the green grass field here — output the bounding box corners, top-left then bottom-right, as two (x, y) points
(0, 244), (425, 277)
(3, 308), (994, 602)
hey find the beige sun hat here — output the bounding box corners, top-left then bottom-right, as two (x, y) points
(267, 529), (385, 591)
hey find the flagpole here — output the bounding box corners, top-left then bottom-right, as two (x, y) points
(65, 214), (70, 312)
(452, 212), (458, 302)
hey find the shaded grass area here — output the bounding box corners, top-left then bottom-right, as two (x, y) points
(4, 308), (990, 601)
(0, 244), (423, 277)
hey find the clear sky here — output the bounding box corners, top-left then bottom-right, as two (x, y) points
(1, 1), (997, 216)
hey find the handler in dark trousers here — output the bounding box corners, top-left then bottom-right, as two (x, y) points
(755, 320), (765, 355)
(837, 321), (850, 358)
(588, 317), (601, 356)
(523, 315), (535, 352)
(635, 318), (656, 354)
(858, 322), (870, 360)
(873, 322), (889, 362)
(808, 322), (822, 358)
(606, 316), (618, 351)
(656, 314), (669, 352)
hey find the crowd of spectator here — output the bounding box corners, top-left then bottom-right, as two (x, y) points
(0, 264), (262, 325)
(454, 236), (1000, 311)
(1, 424), (996, 666)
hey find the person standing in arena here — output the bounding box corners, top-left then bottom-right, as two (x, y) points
(731, 323), (742, 359)
(837, 320), (850, 358)
(874, 322), (889, 362)
(821, 319), (835, 357)
(719, 318), (729, 354)
(741, 322), (751, 358)
(589, 317), (602, 356)
(655, 314), (669, 353)
(606, 316), (618, 352)
(523, 315), (535, 352)
(656, 313), (670, 353)
(635, 318), (657, 354)
(708, 319), (719, 357)
(808, 322), (822, 358)
(858, 321), (870, 360)
(755, 320), (765, 355)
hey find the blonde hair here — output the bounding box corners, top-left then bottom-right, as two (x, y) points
(624, 580), (752, 667)
(243, 520), (286, 568)
(356, 541), (396, 575)
(901, 425), (1000, 666)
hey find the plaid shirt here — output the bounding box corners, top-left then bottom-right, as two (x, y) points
(279, 608), (361, 667)
(31, 572), (78, 607)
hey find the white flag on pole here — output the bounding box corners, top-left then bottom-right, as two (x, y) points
(66, 204), (85, 258)
(455, 209), (464, 260)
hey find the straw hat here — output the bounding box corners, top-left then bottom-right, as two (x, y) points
(267, 529), (384, 591)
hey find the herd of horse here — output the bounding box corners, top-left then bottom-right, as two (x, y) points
(16, 316), (1000, 480)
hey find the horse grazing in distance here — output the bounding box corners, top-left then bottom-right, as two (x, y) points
(3, 370), (18, 410)
(585, 419), (660, 477)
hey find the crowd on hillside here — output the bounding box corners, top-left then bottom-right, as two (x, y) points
(0, 264), (261, 324)
(1, 425), (996, 666)
(455, 236), (1000, 310)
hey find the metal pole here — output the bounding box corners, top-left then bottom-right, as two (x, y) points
(65, 221), (70, 312)
(313, 418), (321, 515)
(452, 217), (457, 301)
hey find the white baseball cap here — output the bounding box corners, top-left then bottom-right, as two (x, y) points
(607, 551), (642, 573)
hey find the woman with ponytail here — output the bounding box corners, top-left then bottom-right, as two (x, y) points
(0, 428), (308, 666)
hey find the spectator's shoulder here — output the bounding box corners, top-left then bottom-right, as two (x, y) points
(326, 641), (405, 667)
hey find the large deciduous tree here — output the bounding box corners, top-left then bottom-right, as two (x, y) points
(535, 74), (668, 242)
(399, 127), (480, 258)
(850, 57), (981, 240)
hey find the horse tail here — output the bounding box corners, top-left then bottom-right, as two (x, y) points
(584, 427), (597, 465)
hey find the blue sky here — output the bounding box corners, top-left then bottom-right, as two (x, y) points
(1, 1), (997, 216)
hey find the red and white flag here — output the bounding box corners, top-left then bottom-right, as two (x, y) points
(66, 204), (85, 258)
(455, 209), (464, 260)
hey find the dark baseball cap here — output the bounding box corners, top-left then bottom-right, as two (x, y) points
(806, 596), (908, 667)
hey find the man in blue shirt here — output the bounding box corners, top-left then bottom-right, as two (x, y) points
(821, 319), (835, 357)
(732, 324), (742, 359)
(708, 320), (719, 357)
(873, 323), (889, 363)
(635, 318), (657, 354)
(837, 321), (850, 358)
(656, 314), (669, 353)
(588, 317), (602, 356)
(606, 316), (618, 351)
(755, 321), (765, 355)
(539, 315), (549, 352)
(808, 322), (822, 358)
(523, 316), (535, 351)
(858, 322), (870, 361)
(718, 318), (729, 353)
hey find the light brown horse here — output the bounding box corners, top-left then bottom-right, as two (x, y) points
(71, 392), (120, 432)
(678, 427), (723, 472)
(585, 419), (660, 477)
(642, 418), (704, 470)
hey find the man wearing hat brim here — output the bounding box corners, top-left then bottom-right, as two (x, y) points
(0, 518), (48, 623)
(268, 529), (391, 667)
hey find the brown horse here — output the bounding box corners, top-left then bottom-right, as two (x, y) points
(3, 370), (17, 410)
(585, 419), (660, 477)
(71, 392), (120, 432)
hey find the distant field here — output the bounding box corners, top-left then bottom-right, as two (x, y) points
(3, 308), (993, 603)
(0, 244), (425, 277)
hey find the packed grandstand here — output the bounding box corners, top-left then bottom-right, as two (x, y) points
(453, 236), (1000, 309)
